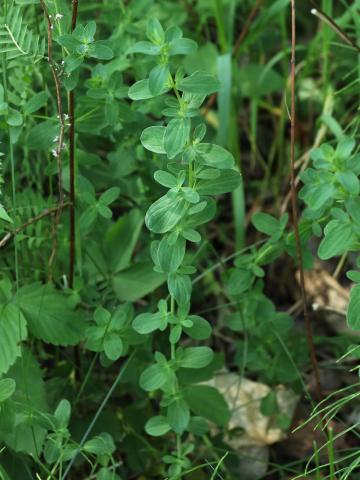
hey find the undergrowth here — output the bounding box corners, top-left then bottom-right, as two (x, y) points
(0, 1), (359, 479)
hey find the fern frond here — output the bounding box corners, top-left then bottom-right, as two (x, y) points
(0, 4), (45, 60)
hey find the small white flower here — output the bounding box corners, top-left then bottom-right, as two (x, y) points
(52, 149), (59, 157)
(64, 114), (69, 121)
(55, 13), (64, 21)
(53, 136), (59, 143)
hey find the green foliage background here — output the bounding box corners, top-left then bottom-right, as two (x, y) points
(0, 0), (359, 479)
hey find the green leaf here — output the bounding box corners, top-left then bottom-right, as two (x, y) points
(168, 273), (192, 306)
(178, 71), (220, 95)
(179, 347), (214, 369)
(227, 268), (254, 295)
(181, 228), (201, 243)
(183, 315), (212, 340)
(145, 194), (187, 234)
(91, 42), (114, 60)
(252, 212), (280, 236)
(140, 363), (167, 391)
(97, 204), (112, 219)
(347, 284), (360, 330)
(195, 143), (234, 169)
(104, 332), (123, 361)
(337, 171), (359, 195)
(183, 385), (230, 426)
(0, 304), (27, 375)
(0, 378), (16, 403)
(17, 283), (86, 345)
(141, 126), (166, 154)
(130, 41), (161, 55)
(24, 91), (49, 114)
(0, 5), (45, 59)
(318, 220), (357, 260)
(0, 350), (48, 456)
(169, 38), (197, 56)
(7, 108), (23, 126)
(113, 262), (166, 302)
(83, 433), (115, 456)
(96, 467), (121, 480)
(54, 399), (71, 428)
(99, 186), (120, 205)
(149, 64), (170, 96)
(164, 118), (190, 159)
(133, 311), (165, 334)
(154, 170), (178, 188)
(129, 79), (168, 100)
(64, 54), (83, 73)
(0, 204), (13, 223)
(56, 34), (81, 51)
(103, 209), (144, 273)
(196, 169), (240, 195)
(27, 120), (59, 150)
(145, 416), (171, 436)
(187, 416), (209, 436)
(155, 236), (186, 273)
(167, 399), (190, 433)
(146, 18), (165, 45)
(336, 137), (356, 159)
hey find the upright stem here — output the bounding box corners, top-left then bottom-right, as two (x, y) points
(290, 0), (322, 399)
(40, 0), (66, 280)
(69, 0), (78, 289)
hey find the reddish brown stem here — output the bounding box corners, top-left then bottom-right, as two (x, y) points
(40, 0), (66, 281)
(232, 0), (262, 56)
(69, 0), (79, 289)
(290, 0), (322, 399)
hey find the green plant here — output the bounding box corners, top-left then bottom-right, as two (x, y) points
(299, 137), (360, 327)
(128, 17), (241, 477)
(0, 1), (359, 479)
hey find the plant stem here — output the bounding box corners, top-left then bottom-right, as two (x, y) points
(69, 0), (78, 289)
(290, 0), (322, 399)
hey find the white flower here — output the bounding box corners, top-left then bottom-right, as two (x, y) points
(64, 114), (69, 121)
(55, 13), (64, 21)
(53, 136), (59, 143)
(52, 149), (59, 157)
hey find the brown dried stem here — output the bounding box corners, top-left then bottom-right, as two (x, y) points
(40, 0), (66, 281)
(69, 0), (79, 289)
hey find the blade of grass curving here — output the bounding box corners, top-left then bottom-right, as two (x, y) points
(60, 348), (137, 480)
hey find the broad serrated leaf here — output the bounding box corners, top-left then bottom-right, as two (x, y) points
(0, 350), (48, 456)
(0, 304), (27, 375)
(16, 283), (86, 346)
